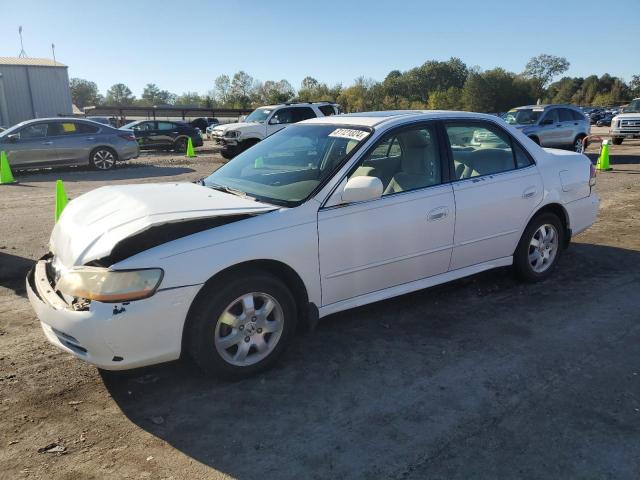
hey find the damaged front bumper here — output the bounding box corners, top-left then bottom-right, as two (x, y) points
(26, 258), (201, 370)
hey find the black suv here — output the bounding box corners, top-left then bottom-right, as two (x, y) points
(121, 120), (203, 152)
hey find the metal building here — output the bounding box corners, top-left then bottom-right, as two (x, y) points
(0, 57), (73, 128)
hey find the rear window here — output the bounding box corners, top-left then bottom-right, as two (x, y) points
(292, 107), (316, 122)
(558, 109), (574, 122)
(76, 122), (100, 134)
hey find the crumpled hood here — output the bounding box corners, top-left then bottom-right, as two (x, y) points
(51, 182), (276, 267)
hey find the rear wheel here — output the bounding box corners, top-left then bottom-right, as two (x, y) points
(174, 137), (188, 153)
(514, 213), (564, 282)
(187, 272), (297, 378)
(90, 148), (117, 170)
(574, 135), (586, 152)
(612, 137), (624, 145)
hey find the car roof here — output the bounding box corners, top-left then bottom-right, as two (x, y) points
(300, 110), (505, 127)
(513, 104), (580, 110)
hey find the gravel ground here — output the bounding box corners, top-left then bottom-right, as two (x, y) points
(1, 132), (639, 479)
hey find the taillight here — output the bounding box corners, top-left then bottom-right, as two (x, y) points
(589, 163), (597, 189)
(118, 133), (136, 142)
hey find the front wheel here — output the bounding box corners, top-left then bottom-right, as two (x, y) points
(513, 213), (564, 282)
(611, 137), (624, 145)
(174, 137), (188, 153)
(90, 148), (117, 170)
(186, 272), (297, 378)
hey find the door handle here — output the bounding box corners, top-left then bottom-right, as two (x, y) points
(427, 207), (449, 221)
(86, 137), (95, 141)
(41, 141), (53, 145)
(555, 124), (562, 128)
(522, 187), (537, 199)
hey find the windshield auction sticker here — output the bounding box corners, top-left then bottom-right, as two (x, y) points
(328, 128), (369, 141)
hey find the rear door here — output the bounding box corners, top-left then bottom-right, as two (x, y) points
(444, 120), (543, 270)
(155, 121), (179, 146)
(54, 121), (101, 163)
(537, 109), (562, 147)
(6, 122), (60, 166)
(557, 108), (577, 146)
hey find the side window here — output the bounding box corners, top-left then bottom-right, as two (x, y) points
(75, 122), (100, 134)
(318, 105), (336, 116)
(270, 108), (294, 125)
(348, 124), (442, 196)
(571, 110), (585, 121)
(514, 142), (533, 168)
(542, 110), (559, 125)
(558, 109), (573, 122)
(157, 121), (176, 130)
(292, 107), (316, 122)
(19, 123), (48, 139)
(135, 122), (156, 131)
(445, 122), (516, 179)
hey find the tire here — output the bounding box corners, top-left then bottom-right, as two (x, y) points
(90, 147), (117, 170)
(174, 137), (188, 153)
(573, 135), (586, 152)
(612, 137), (624, 145)
(220, 147), (236, 160)
(513, 213), (564, 282)
(186, 272), (297, 378)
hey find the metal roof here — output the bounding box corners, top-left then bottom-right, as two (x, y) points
(0, 57), (67, 67)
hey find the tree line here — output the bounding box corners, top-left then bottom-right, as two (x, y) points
(70, 54), (640, 113)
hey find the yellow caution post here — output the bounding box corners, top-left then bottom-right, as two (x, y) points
(55, 180), (69, 221)
(0, 151), (16, 184)
(596, 139), (612, 171)
(186, 137), (196, 158)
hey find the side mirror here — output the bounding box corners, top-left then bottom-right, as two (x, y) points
(6, 134), (19, 143)
(341, 176), (383, 204)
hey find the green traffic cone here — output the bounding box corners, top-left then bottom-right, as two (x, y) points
(55, 180), (69, 222)
(186, 137), (196, 158)
(596, 139), (612, 171)
(0, 151), (16, 184)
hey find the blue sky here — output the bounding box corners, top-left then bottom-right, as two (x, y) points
(1, 0), (638, 97)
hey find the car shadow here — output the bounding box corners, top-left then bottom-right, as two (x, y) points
(11, 163), (196, 183)
(100, 242), (640, 479)
(0, 251), (35, 298)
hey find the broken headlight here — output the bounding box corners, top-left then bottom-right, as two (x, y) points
(56, 267), (163, 303)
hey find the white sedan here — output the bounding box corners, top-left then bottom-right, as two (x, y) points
(27, 111), (599, 378)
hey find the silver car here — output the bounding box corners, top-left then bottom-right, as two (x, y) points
(0, 118), (139, 171)
(504, 105), (590, 152)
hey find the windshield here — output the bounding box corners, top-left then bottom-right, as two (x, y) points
(204, 124), (371, 206)
(504, 109), (543, 125)
(625, 99), (640, 113)
(0, 121), (28, 138)
(244, 108), (272, 123)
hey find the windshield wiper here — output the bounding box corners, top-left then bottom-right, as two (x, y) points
(208, 183), (256, 200)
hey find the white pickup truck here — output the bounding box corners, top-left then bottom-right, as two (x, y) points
(610, 98), (640, 145)
(211, 102), (340, 159)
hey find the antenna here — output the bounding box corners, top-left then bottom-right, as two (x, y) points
(51, 43), (56, 64)
(18, 26), (28, 57)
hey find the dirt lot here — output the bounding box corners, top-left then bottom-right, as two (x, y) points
(1, 131), (639, 479)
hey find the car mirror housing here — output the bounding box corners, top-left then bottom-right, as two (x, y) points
(341, 176), (383, 204)
(6, 134), (19, 143)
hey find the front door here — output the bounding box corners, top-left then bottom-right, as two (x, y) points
(537, 109), (564, 147)
(5, 122), (60, 166)
(443, 120), (543, 270)
(318, 122), (455, 306)
(133, 121), (157, 148)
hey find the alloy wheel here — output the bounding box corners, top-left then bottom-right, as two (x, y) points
(214, 292), (284, 367)
(92, 150), (115, 170)
(528, 224), (559, 273)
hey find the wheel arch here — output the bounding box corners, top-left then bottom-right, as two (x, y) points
(181, 259), (313, 354)
(528, 202), (571, 248)
(89, 145), (118, 160)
